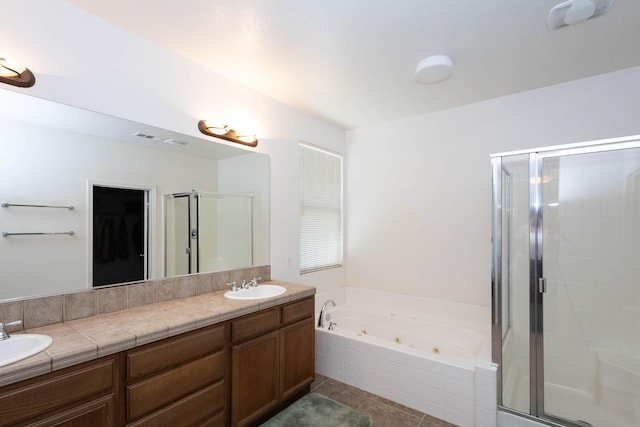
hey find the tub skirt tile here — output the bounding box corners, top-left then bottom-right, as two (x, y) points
(445, 407), (474, 427)
(315, 325), (484, 427)
(477, 405), (498, 427)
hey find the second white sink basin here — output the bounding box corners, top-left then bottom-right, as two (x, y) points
(224, 284), (286, 300)
(0, 334), (53, 367)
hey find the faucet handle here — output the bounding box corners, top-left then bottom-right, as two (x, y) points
(0, 320), (22, 340)
(0, 320), (22, 328)
(227, 281), (238, 292)
(242, 277), (261, 289)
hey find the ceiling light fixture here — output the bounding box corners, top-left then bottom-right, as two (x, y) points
(414, 55), (454, 84)
(0, 56), (35, 87)
(198, 120), (258, 147)
(547, 0), (615, 29)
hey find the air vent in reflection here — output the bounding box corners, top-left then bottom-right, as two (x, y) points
(132, 132), (159, 140)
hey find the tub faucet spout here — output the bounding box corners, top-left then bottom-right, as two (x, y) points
(318, 299), (336, 328)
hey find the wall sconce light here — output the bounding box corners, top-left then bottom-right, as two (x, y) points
(0, 57), (35, 87)
(198, 120), (258, 147)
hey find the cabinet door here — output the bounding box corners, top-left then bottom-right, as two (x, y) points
(280, 318), (315, 401)
(231, 330), (279, 427)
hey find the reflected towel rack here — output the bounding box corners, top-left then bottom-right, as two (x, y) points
(1, 202), (74, 210)
(3, 231), (75, 237)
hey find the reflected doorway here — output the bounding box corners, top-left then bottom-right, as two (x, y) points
(92, 185), (149, 286)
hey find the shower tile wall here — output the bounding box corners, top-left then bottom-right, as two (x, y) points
(542, 152), (640, 421)
(544, 154), (640, 352)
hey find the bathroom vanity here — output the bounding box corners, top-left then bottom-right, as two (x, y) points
(0, 282), (315, 427)
(231, 297), (315, 426)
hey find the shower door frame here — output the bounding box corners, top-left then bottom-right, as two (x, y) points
(164, 192), (199, 276)
(492, 134), (640, 427)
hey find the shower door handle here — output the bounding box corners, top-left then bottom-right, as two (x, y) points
(538, 277), (547, 293)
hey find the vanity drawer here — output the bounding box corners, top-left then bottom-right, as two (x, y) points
(0, 356), (116, 427)
(231, 307), (280, 343)
(281, 297), (314, 325)
(127, 324), (225, 381)
(127, 380), (224, 427)
(127, 351), (225, 420)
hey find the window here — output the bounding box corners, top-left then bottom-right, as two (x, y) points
(299, 142), (343, 273)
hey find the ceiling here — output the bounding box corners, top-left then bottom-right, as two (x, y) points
(68, 0), (640, 130)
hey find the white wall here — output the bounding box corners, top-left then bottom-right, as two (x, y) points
(5, 1), (640, 305)
(0, 0), (347, 293)
(346, 66), (640, 306)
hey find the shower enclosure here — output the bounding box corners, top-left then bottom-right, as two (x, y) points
(164, 191), (253, 276)
(492, 135), (640, 427)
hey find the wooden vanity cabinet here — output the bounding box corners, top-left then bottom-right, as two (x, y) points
(0, 354), (120, 427)
(125, 324), (227, 427)
(230, 296), (315, 427)
(0, 294), (314, 427)
(280, 297), (315, 402)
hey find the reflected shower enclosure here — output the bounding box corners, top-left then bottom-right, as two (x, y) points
(164, 191), (253, 276)
(492, 136), (640, 427)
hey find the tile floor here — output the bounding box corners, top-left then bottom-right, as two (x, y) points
(310, 374), (459, 427)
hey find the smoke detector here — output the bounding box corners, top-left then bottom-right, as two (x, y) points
(547, 0), (615, 29)
(414, 55), (454, 84)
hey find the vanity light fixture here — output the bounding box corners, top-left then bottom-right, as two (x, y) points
(0, 56), (35, 87)
(198, 120), (258, 147)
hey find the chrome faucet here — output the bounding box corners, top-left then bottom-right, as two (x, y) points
(317, 299), (336, 328)
(0, 320), (23, 341)
(241, 277), (262, 289)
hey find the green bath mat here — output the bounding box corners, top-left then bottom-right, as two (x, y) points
(260, 393), (372, 427)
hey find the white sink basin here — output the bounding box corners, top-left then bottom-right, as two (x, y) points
(224, 284), (286, 300)
(0, 334), (53, 367)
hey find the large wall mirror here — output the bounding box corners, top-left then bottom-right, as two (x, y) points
(0, 89), (269, 301)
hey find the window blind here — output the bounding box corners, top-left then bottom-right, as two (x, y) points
(299, 142), (343, 273)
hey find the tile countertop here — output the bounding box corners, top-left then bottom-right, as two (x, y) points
(0, 281), (315, 387)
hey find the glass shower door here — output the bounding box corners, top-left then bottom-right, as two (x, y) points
(538, 147), (640, 427)
(493, 154), (531, 414)
(164, 194), (195, 276)
(164, 191), (253, 275)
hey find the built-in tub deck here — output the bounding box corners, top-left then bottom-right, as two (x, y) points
(315, 287), (496, 427)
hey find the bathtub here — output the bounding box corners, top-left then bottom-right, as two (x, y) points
(314, 287), (496, 427)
